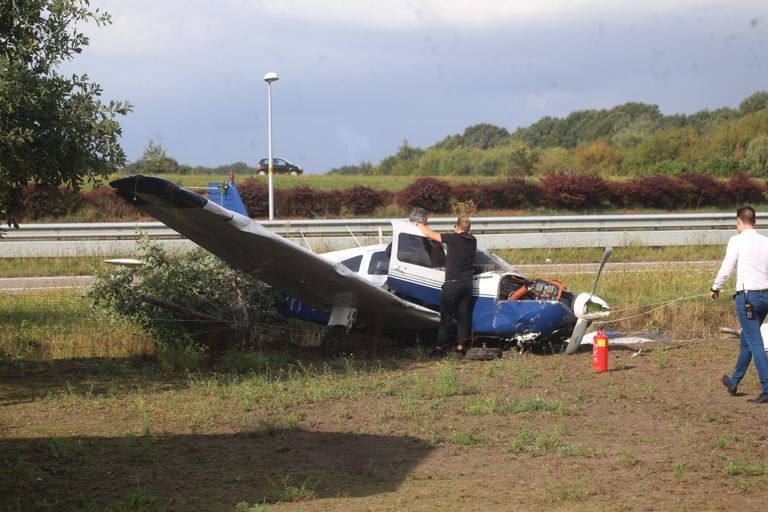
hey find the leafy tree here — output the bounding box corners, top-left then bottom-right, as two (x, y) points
(459, 123), (510, 149)
(739, 91), (768, 115)
(435, 123), (510, 150)
(515, 102), (663, 149)
(327, 161), (375, 175)
(378, 139), (424, 175)
(621, 127), (697, 174)
(534, 147), (573, 174)
(416, 146), (474, 175)
(122, 140), (183, 175)
(489, 140), (538, 177)
(573, 140), (623, 176)
(0, 0), (131, 226)
(743, 136), (768, 177)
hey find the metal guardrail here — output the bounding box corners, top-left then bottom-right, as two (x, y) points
(0, 213), (739, 258)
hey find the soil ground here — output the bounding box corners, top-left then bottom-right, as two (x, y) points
(2, 338), (768, 512)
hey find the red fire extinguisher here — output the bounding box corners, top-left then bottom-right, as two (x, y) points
(592, 327), (608, 372)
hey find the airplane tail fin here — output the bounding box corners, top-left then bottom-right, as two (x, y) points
(207, 180), (248, 217)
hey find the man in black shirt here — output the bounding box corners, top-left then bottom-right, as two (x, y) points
(417, 215), (477, 350)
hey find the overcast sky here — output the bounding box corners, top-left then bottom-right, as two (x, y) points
(64, 0), (767, 173)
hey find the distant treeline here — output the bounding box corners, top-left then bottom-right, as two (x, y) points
(120, 143), (256, 176)
(123, 91), (768, 179)
(327, 91), (768, 178)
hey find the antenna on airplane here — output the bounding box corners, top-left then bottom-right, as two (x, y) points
(347, 226), (362, 248)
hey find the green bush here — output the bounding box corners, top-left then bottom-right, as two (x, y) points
(88, 238), (283, 360)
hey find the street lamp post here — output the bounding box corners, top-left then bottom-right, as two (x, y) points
(263, 72), (279, 220)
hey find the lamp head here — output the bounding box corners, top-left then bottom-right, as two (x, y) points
(263, 72), (279, 83)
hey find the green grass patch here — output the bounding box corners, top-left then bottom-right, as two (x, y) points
(544, 482), (587, 503)
(450, 431), (488, 446)
(0, 291), (151, 360)
(496, 244), (725, 265)
(724, 462), (768, 476)
(0, 256), (114, 278)
(466, 395), (561, 415)
(507, 426), (601, 458)
(135, 173), (503, 193)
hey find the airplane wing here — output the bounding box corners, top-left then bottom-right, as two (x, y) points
(110, 175), (439, 330)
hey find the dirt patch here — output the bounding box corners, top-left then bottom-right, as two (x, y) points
(2, 339), (768, 511)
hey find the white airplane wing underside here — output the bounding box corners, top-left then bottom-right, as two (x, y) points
(110, 175), (439, 330)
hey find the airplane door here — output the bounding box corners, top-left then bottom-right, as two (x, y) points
(387, 220), (445, 307)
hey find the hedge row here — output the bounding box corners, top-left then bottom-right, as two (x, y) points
(394, 173), (766, 212)
(14, 172), (767, 221)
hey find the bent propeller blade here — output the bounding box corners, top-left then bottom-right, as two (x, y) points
(591, 246), (613, 296)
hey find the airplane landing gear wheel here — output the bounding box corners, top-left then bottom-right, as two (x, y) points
(320, 326), (348, 356)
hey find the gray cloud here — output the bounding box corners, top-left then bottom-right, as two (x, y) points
(64, 0), (768, 172)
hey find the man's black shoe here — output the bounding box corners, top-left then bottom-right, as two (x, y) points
(747, 392), (768, 404)
(721, 375), (738, 396)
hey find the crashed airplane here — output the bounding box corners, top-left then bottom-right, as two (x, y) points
(110, 175), (611, 356)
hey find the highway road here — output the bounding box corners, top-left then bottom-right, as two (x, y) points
(0, 261), (719, 293)
(0, 212), (741, 257)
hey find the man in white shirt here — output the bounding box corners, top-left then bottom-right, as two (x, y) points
(711, 206), (768, 404)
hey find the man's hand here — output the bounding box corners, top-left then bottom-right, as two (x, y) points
(710, 288), (720, 301)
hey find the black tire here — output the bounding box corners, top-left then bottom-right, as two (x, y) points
(320, 326), (348, 356)
(465, 347), (503, 361)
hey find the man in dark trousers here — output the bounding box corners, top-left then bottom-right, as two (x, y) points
(711, 206), (768, 404)
(417, 214), (477, 351)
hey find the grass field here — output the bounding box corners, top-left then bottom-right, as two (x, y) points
(111, 173), (505, 193)
(3, 248), (763, 511)
(0, 246), (727, 277)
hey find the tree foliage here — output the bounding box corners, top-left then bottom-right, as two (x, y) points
(0, 0), (131, 225)
(329, 90), (768, 180)
(88, 238), (282, 366)
(436, 123), (510, 150)
(122, 141), (183, 175)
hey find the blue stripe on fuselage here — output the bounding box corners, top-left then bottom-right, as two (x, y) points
(388, 276), (575, 337)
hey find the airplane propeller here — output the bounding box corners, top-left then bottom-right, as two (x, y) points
(564, 246), (613, 355)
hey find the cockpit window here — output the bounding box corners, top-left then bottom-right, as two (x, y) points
(473, 249), (516, 274)
(340, 255), (362, 272)
(368, 251), (390, 275)
(397, 233), (445, 269)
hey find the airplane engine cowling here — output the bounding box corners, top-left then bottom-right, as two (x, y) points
(564, 293), (611, 355)
(573, 292), (610, 322)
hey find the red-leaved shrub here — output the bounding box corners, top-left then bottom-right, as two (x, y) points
(678, 172), (725, 208)
(21, 184), (82, 220)
(280, 186), (341, 218)
(613, 175), (691, 209)
(237, 178), (269, 217)
(81, 186), (139, 219)
(395, 177), (453, 213)
(726, 172), (765, 205)
(540, 173), (609, 209)
(476, 179), (543, 210)
(340, 186), (388, 215)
